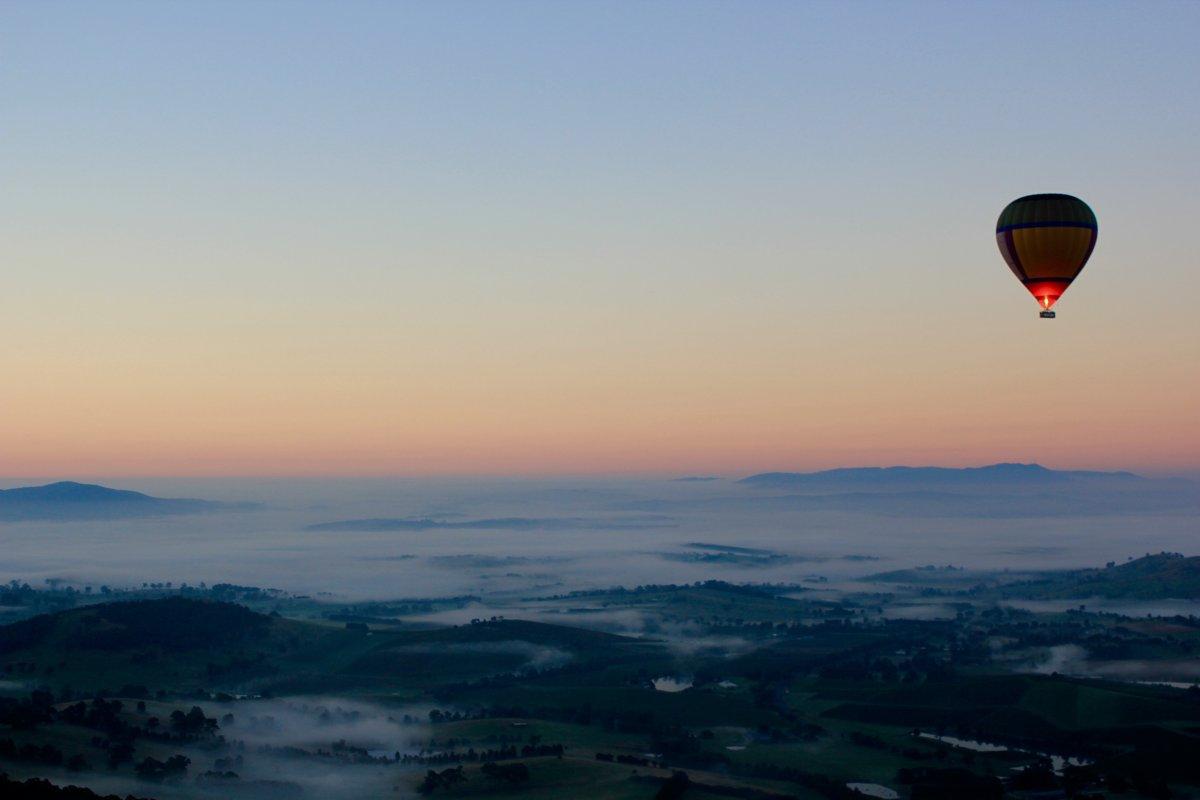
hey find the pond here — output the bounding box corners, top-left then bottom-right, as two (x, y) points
(651, 676), (693, 692)
(918, 733), (1090, 773)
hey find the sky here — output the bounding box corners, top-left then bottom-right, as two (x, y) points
(2, 1), (1198, 478)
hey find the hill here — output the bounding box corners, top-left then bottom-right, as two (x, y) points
(868, 554), (1200, 599)
(0, 597), (271, 655)
(0, 599), (663, 695)
(996, 552), (1200, 600)
(0, 598), (349, 692)
(0, 482), (251, 521)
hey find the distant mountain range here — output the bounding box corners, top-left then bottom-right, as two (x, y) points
(740, 462), (1143, 490)
(617, 464), (1197, 519)
(0, 481), (254, 521)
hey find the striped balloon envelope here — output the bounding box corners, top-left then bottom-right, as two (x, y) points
(995, 194), (1097, 318)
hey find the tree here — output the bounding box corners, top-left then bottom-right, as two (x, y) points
(481, 762), (530, 783)
(107, 741), (135, 768)
(656, 771), (690, 800)
(135, 754), (190, 782)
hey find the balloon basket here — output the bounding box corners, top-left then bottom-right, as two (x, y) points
(1039, 310), (1056, 319)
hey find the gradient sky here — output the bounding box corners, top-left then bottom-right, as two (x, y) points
(3, 1), (1198, 477)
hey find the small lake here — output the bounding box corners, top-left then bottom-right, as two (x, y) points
(919, 733), (1090, 773)
(847, 783), (898, 798)
(652, 676), (692, 693)
(1137, 680), (1200, 690)
(919, 733), (1005, 752)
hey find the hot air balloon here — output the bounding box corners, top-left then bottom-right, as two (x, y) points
(995, 193), (1097, 318)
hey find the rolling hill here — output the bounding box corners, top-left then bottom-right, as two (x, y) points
(0, 597), (350, 692)
(996, 552), (1200, 600)
(0, 482), (252, 521)
(0, 598), (665, 695)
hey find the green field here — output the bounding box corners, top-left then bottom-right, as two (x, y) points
(4, 562), (1200, 799)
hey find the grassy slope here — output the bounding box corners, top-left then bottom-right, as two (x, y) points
(0, 600), (672, 697)
(998, 554), (1200, 600)
(0, 597), (373, 692)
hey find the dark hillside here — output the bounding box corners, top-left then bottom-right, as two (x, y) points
(0, 598), (269, 655)
(997, 553), (1200, 600)
(0, 774), (156, 800)
(0, 482), (251, 521)
(0, 597), (355, 693)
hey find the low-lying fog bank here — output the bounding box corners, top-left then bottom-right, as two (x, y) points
(1, 477), (1196, 601)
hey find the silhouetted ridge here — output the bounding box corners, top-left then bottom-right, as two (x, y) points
(0, 773), (156, 800)
(740, 463), (1142, 489)
(0, 481), (252, 521)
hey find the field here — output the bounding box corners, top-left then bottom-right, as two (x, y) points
(3, 557), (1200, 799)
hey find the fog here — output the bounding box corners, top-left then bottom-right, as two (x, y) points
(1, 475), (1198, 798)
(1022, 644), (1200, 685)
(16, 697), (436, 800)
(0, 476), (1197, 601)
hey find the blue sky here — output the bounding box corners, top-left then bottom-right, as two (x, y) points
(3, 1), (1198, 475)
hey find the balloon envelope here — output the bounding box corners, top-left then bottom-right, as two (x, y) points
(995, 193), (1097, 310)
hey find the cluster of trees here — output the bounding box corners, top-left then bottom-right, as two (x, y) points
(896, 766), (1004, 799)
(648, 731), (731, 770)
(60, 699), (127, 733)
(417, 761), (533, 795)
(0, 691), (223, 782)
(0, 581), (40, 605)
(1, 579), (291, 610)
(168, 706), (217, 734)
(328, 595), (480, 623)
(426, 708), (467, 723)
(727, 761), (888, 800)
(0, 737), (92, 772)
(0, 773), (155, 800)
(132, 754), (189, 782)
(313, 739), (390, 765)
(654, 771), (690, 800)
(480, 761), (529, 783)
(901, 761), (1161, 800)
(2, 662), (43, 676)
(213, 754), (243, 771)
(0, 693), (56, 730)
(595, 752), (659, 768)
(0, 582), (86, 615)
(0, 739), (65, 767)
(533, 580), (802, 603)
(400, 742), (563, 766)
(417, 765), (466, 794)
(55, 698), (218, 747)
